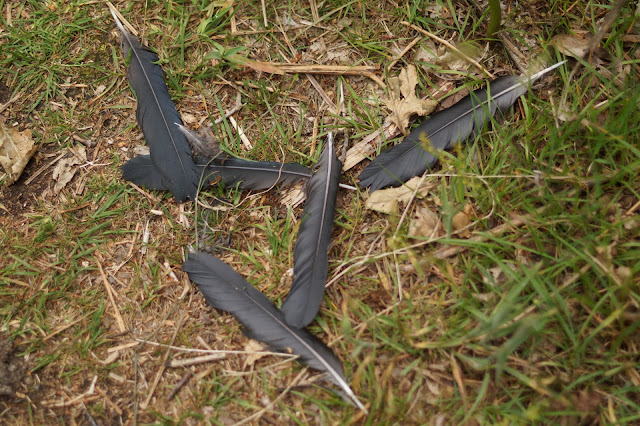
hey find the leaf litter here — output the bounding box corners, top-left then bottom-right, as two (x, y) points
(0, 120), (37, 185)
(385, 65), (437, 135)
(51, 145), (87, 194)
(365, 175), (435, 214)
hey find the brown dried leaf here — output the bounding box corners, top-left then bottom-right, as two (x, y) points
(385, 65), (437, 134)
(414, 42), (437, 64)
(550, 34), (590, 60)
(436, 42), (484, 71)
(0, 121), (37, 185)
(243, 339), (269, 369)
(242, 59), (284, 75)
(452, 211), (471, 237)
(365, 176), (434, 214)
(309, 39), (326, 54)
(408, 206), (444, 239)
(52, 145), (86, 193)
(326, 49), (351, 63)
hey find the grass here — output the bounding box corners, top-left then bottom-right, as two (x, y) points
(1, 0), (639, 424)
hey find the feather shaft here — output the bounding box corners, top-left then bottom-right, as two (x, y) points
(111, 9), (199, 201)
(359, 61), (566, 191)
(281, 136), (342, 328)
(122, 154), (311, 191)
(183, 252), (366, 412)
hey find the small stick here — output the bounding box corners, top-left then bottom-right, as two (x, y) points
(310, 114), (320, 157)
(364, 72), (387, 89)
(106, 2), (138, 35)
(388, 36), (421, 70)
(229, 6), (237, 34)
(96, 387), (123, 416)
(167, 370), (194, 401)
(43, 314), (90, 341)
(97, 259), (126, 333)
(166, 354), (226, 368)
(107, 341), (140, 353)
(401, 21), (495, 79)
(0, 92), (21, 113)
(246, 62), (378, 75)
(228, 116), (253, 150)
(214, 103), (244, 125)
(307, 74), (337, 113)
(309, 0), (319, 22)
(42, 394), (100, 408)
(343, 81), (455, 170)
(24, 151), (66, 185)
(260, 0), (267, 27)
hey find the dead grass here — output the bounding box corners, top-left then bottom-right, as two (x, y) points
(1, 0), (639, 424)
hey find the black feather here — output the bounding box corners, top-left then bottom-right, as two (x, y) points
(212, 158), (312, 190)
(359, 76), (523, 191)
(359, 62), (566, 191)
(121, 155), (169, 191)
(183, 251), (365, 411)
(111, 10), (199, 202)
(281, 138), (342, 328)
(122, 154), (311, 191)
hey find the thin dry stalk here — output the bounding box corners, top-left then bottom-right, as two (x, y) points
(401, 21), (495, 78)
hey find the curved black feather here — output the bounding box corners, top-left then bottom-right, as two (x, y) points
(111, 11), (199, 202)
(359, 76), (525, 191)
(183, 251), (365, 411)
(121, 154), (311, 191)
(281, 139), (342, 328)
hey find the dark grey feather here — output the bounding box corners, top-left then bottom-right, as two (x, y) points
(281, 138), (342, 328)
(121, 155), (169, 191)
(359, 76), (524, 191)
(213, 157), (312, 190)
(359, 62), (566, 192)
(111, 10), (199, 202)
(121, 154), (311, 191)
(183, 251), (365, 411)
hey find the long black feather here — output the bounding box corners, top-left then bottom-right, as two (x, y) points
(183, 251), (365, 411)
(281, 137), (342, 328)
(122, 154), (311, 191)
(359, 62), (566, 191)
(111, 10), (199, 202)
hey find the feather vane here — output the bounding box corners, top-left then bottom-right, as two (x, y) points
(183, 251), (365, 411)
(281, 137), (342, 328)
(111, 10), (199, 201)
(122, 154), (311, 191)
(359, 62), (566, 191)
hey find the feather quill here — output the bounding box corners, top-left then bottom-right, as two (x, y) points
(359, 62), (567, 191)
(111, 9), (199, 201)
(122, 154), (311, 191)
(183, 251), (366, 412)
(281, 136), (342, 328)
